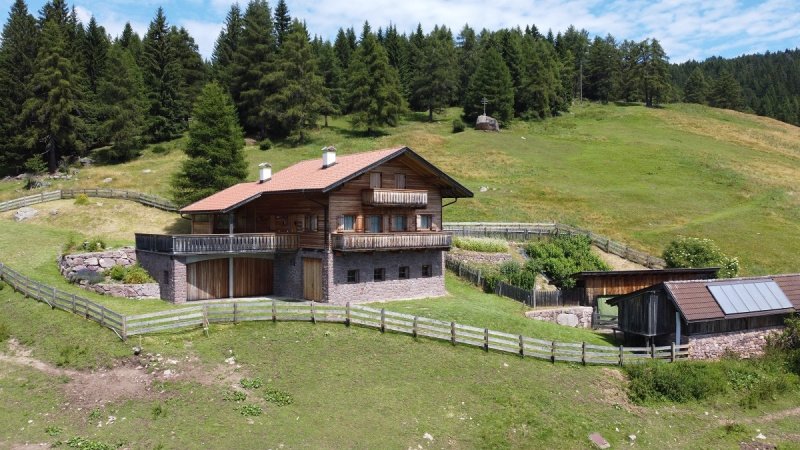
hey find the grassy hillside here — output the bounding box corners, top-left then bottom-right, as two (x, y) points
(2, 102), (798, 274)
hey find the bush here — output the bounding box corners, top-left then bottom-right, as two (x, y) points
(662, 236), (739, 278)
(452, 237), (509, 253)
(56, 344), (89, 367)
(108, 265), (126, 281)
(0, 320), (10, 342)
(238, 404), (263, 416)
(122, 264), (154, 284)
(223, 390), (247, 402)
(524, 235), (609, 288)
(767, 314), (800, 351)
(240, 377), (263, 389)
(259, 139), (272, 150)
(73, 193), (90, 206)
(65, 436), (114, 450)
(625, 360), (727, 403)
(83, 238), (106, 252)
(263, 388), (294, 406)
(151, 144), (170, 155)
(452, 119), (466, 133)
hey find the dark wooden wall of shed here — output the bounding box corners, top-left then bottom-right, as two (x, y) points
(582, 271), (716, 306)
(617, 289), (676, 337)
(687, 314), (788, 335)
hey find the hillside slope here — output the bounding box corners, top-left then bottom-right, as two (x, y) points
(2, 103), (798, 274)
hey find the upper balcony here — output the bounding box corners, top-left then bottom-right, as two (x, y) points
(135, 233), (299, 255)
(361, 189), (428, 208)
(332, 232), (451, 252)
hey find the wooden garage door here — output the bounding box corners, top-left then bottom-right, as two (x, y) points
(303, 258), (323, 301)
(234, 258), (273, 297)
(187, 258), (228, 301)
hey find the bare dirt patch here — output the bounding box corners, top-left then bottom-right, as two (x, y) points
(594, 368), (645, 415)
(592, 246), (648, 271)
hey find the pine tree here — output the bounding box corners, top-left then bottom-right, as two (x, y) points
(96, 45), (145, 161)
(117, 22), (142, 61)
(141, 7), (184, 141)
(463, 46), (514, 123)
(683, 67), (708, 104)
(333, 28), (352, 70)
(20, 19), (85, 172)
(263, 20), (326, 142)
(346, 22), (404, 132)
(456, 25), (479, 103)
(585, 34), (619, 103)
(82, 16), (109, 94)
(231, 0), (276, 137)
(639, 38), (669, 107)
(617, 39), (640, 102)
(273, 0), (291, 46)
(170, 26), (206, 117)
(211, 4), (243, 94)
(410, 27), (458, 121)
(517, 37), (564, 119)
(172, 82), (247, 207)
(709, 69), (743, 110)
(315, 40), (343, 126)
(0, 0), (39, 176)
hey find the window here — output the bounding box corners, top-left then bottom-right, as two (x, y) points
(306, 214), (318, 232)
(342, 215), (356, 231)
(373, 268), (385, 282)
(370, 172), (382, 188)
(422, 265), (432, 277)
(395, 173), (406, 189)
(417, 214), (433, 230)
(366, 215), (382, 233)
(392, 215), (407, 231)
(347, 270), (359, 283)
(399, 266), (410, 279)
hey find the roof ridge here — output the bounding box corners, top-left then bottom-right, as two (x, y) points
(665, 273), (800, 285)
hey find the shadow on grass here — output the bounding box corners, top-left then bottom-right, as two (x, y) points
(613, 101), (642, 107)
(164, 217), (191, 234)
(326, 125), (390, 139)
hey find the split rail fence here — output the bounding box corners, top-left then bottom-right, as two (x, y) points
(0, 261), (689, 365)
(0, 189), (176, 213)
(444, 222), (665, 269)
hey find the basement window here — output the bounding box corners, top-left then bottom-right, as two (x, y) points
(373, 268), (385, 282)
(346, 270), (359, 283)
(399, 266), (410, 280)
(421, 265), (432, 277)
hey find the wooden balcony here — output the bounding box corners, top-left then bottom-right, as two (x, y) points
(333, 232), (452, 252)
(135, 233), (299, 255)
(362, 189), (428, 208)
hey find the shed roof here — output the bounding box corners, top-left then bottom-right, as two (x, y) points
(181, 146), (473, 213)
(573, 267), (719, 280)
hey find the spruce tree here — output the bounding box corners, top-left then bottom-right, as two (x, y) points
(82, 16), (109, 94)
(0, 0), (39, 176)
(96, 45), (145, 161)
(172, 82), (247, 207)
(170, 26), (206, 117)
(141, 7), (184, 141)
(211, 4), (243, 94)
(21, 19), (85, 172)
(118, 22), (142, 61)
(639, 38), (669, 107)
(410, 27), (458, 121)
(463, 46), (514, 123)
(456, 25), (479, 103)
(346, 22), (404, 132)
(517, 37), (564, 119)
(273, 0), (291, 46)
(315, 40), (343, 127)
(683, 67), (708, 104)
(585, 34), (619, 103)
(709, 69), (743, 110)
(333, 28), (352, 70)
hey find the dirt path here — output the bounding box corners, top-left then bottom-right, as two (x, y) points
(592, 246), (649, 271)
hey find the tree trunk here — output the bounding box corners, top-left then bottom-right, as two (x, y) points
(46, 137), (56, 173)
(428, 105), (434, 122)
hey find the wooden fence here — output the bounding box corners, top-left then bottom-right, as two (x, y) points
(0, 188), (176, 213)
(0, 260), (690, 365)
(444, 222), (666, 269)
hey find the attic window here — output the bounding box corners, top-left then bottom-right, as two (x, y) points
(370, 172), (381, 188)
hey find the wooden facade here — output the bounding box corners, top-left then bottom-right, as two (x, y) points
(573, 268), (718, 306)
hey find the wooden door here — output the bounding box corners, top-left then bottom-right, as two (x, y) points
(303, 258), (323, 301)
(187, 258), (228, 301)
(233, 258), (274, 297)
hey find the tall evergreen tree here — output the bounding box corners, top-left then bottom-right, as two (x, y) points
(211, 4), (243, 93)
(231, 0), (276, 137)
(585, 34), (619, 103)
(456, 25), (479, 103)
(639, 38), (669, 107)
(683, 66), (708, 104)
(517, 37), (564, 118)
(172, 82), (247, 206)
(333, 28), (352, 70)
(463, 46), (514, 123)
(709, 69), (743, 110)
(96, 45), (145, 161)
(346, 22), (404, 132)
(82, 16), (109, 94)
(273, 0), (291, 46)
(21, 19), (85, 172)
(410, 27), (458, 121)
(141, 8), (184, 141)
(117, 22), (142, 61)
(315, 40), (343, 126)
(0, 0), (39, 176)
(170, 26), (206, 116)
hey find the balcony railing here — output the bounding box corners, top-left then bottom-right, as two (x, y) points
(333, 232), (452, 251)
(135, 233), (299, 255)
(362, 189), (428, 208)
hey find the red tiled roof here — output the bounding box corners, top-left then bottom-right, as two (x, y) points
(664, 274), (800, 322)
(182, 147), (407, 213)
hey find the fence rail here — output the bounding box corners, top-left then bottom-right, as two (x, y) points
(0, 260), (689, 364)
(444, 222), (665, 269)
(0, 189), (177, 213)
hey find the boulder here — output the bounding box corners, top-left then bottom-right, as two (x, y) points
(13, 207), (38, 222)
(475, 115), (500, 132)
(556, 313), (580, 328)
(99, 258), (114, 268)
(84, 257), (99, 266)
(102, 177), (113, 183)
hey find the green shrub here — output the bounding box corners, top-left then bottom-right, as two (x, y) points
(57, 344), (89, 367)
(152, 403), (167, 419)
(238, 404), (263, 416)
(240, 377), (263, 389)
(625, 360), (727, 403)
(259, 139), (272, 150)
(108, 265), (126, 281)
(223, 390), (247, 402)
(151, 144), (170, 155)
(767, 314), (800, 351)
(524, 235), (609, 288)
(452, 119), (466, 133)
(45, 425), (63, 436)
(662, 236), (739, 278)
(452, 237), (509, 253)
(122, 264), (154, 284)
(82, 237), (106, 252)
(73, 193), (90, 206)
(66, 436), (114, 450)
(263, 388), (294, 406)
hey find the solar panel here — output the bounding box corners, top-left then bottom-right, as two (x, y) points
(708, 281), (793, 315)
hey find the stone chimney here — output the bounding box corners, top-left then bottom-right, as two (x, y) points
(322, 146), (336, 168)
(258, 162), (272, 183)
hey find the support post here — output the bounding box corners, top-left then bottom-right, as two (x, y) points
(651, 343), (656, 359)
(228, 257), (234, 299)
(380, 308), (385, 333)
(412, 316), (418, 338)
(484, 329), (489, 352)
(52, 287), (56, 309)
(345, 302), (351, 327)
(619, 345), (624, 366)
(551, 341), (556, 363)
(671, 342), (676, 362)
(310, 302), (316, 324)
(100, 306), (106, 327)
(272, 299), (277, 322)
(674, 311), (682, 345)
(581, 342), (586, 365)
(71, 294), (76, 313)
(519, 335), (524, 357)
(233, 302), (238, 324)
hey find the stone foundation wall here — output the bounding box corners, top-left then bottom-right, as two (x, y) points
(137, 251), (187, 303)
(525, 306), (594, 328)
(274, 250), (328, 300)
(84, 283), (160, 299)
(688, 327), (783, 360)
(59, 248), (137, 278)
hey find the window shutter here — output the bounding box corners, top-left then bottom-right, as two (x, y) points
(416, 214), (422, 230)
(356, 215), (364, 232)
(396, 173), (406, 189)
(370, 172), (381, 188)
(336, 215), (343, 231)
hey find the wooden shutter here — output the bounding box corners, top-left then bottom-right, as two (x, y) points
(355, 215), (364, 232)
(336, 215), (343, 231)
(370, 172), (381, 188)
(416, 214), (422, 230)
(395, 173), (406, 189)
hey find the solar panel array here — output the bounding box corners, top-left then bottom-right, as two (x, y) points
(708, 281), (793, 315)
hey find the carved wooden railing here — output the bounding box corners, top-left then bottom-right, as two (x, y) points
(361, 189), (428, 207)
(135, 233), (299, 254)
(333, 232), (451, 251)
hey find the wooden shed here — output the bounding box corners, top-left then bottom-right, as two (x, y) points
(572, 267), (719, 307)
(608, 274), (800, 346)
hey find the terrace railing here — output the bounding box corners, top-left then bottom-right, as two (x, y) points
(361, 188), (428, 208)
(135, 233), (299, 255)
(333, 232), (452, 251)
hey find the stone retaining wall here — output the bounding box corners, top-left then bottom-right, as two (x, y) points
(84, 283), (160, 299)
(526, 306), (594, 328)
(59, 248), (137, 278)
(688, 327), (782, 360)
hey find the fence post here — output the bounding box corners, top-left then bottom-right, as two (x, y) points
(345, 302), (351, 327)
(651, 343), (656, 359)
(518, 335), (524, 357)
(71, 294), (76, 313)
(51, 287), (57, 309)
(412, 316), (418, 338)
(272, 299), (277, 322)
(550, 341), (556, 363)
(581, 342), (586, 365)
(203, 305), (209, 336)
(100, 305), (106, 327)
(670, 342), (675, 362)
(477, 269), (481, 286)
(450, 322), (456, 345)
(380, 308), (385, 333)
(122, 316), (128, 341)
(619, 345), (624, 366)
(233, 302), (238, 324)
(310, 302), (316, 324)
(484, 328), (489, 352)
(533, 288), (536, 309)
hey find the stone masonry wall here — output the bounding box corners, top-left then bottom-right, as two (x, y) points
(59, 248), (137, 278)
(274, 250), (328, 300)
(137, 251), (187, 303)
(84, 283), (160, 299)
(327, 249), (446, 305)
(525, 307), (594, 328)
(688, 326), (783, 360)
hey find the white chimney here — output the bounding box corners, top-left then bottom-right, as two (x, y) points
(322, 146), (336, 168)
(258, 162), (272, 183)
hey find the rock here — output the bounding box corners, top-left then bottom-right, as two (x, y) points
(142, 169), (152, 174)
(422, 433), (433, 442)
(49, 209), (59, 216)
(588, 433), (610, 449)
(756, 433), (767, 440)
(132, 346), (142, 356)
(102, 177), (113, 183)
(225, 356), (236, 365)
(556, 313), (580, 328)
(479, 186), (488, 192)
(78, 157), (94, 166)
(628, 434), (636, 442)
(475, 114), (500, 132)
(85, 257), (98, 266)
(98, 258), (114, 268)
(13, 207), (38, 222)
